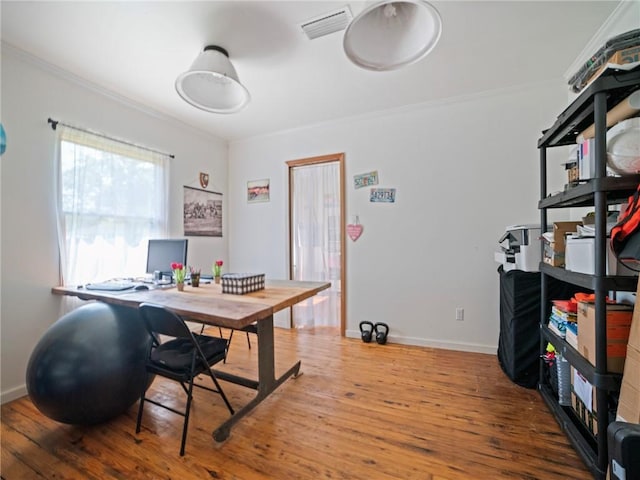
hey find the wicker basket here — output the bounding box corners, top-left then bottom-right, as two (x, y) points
(221, 273), (265, 295)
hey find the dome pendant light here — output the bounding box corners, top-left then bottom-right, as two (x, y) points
(343, 0), (442, 71)
(175, 45), (250, 114)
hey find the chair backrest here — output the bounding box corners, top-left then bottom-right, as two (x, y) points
(139, 303), (192, 339)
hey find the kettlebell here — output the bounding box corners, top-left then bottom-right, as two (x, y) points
(374, 322), (389, 345)
(359, 321), (374, 343)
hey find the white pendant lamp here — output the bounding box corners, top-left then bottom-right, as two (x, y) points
(175, 45), (250, 114)
(343, 0), (442, 71)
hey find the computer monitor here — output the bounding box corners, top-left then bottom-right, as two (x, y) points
(145, 239), (188, 279)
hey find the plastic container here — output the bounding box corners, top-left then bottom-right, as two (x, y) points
(607, 117), (640, 175)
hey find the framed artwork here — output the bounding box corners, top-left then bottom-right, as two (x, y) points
(247, 179), (270, 203)
(183, 186), (223, 237)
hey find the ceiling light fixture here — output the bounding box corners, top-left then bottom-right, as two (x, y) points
(175, 45), (250, 114)
(343, 0), (442, 71)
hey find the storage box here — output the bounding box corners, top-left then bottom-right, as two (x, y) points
(616, 345), (640, 423)
(577, 302), (633, 374)
(221, 273), (265, 295)
(565, 237), (637, 276)
(629, 289), (640, 349)
(571, 366), (598, 437)
(617, 280), (640, 422)
(543, 221), (582, 267)
(585, 45), (640, 87)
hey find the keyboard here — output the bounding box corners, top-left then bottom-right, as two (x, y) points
(85, 282), (136, 291)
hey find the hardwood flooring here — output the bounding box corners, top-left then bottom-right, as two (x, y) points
(1, 327), (590, 479)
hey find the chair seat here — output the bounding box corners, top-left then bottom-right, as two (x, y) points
(136, 302), (234, 456)
(151, 335), (227, 371)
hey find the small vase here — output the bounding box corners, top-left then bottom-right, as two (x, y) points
(176, 282), (185, 292)
(191, 274), (200, 287)
(214, 276), (220, 284)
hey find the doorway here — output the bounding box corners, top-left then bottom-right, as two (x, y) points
(287, 153), (345, 335)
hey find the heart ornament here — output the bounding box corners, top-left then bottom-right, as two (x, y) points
(347, 224), (363, 242)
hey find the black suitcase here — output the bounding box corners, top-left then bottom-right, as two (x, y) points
(608, 421), (640, 480)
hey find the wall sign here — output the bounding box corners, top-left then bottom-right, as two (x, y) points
(370, 188), (396, 203)
(354, 171), (378, 189)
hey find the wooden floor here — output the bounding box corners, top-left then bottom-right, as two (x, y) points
(1, 327), (590, 480)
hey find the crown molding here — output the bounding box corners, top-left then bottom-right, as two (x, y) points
(233, 77), (562, 146)
(1, 41), (226, 145)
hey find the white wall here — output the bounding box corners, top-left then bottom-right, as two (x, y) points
(228, 81), (571, 352)
(0, 47), (228, 403)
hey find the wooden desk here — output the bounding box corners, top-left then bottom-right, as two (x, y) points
(52, 280), (330, 441)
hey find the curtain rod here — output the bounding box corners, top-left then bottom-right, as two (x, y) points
(47, 118), (175, 159)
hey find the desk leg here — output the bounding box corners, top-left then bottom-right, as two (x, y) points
(212, 315), (301, 442)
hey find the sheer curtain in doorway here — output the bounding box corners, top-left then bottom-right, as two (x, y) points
(291, 162), (341, 329)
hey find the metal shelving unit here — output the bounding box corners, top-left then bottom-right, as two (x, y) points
(537, 67), (640, 479)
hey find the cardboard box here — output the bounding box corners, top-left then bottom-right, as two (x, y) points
(543, 221), (582, 267)
(570, 364), (598, 436)
(585, 45), (640, 87)
(616, 344), (640, 423)
(629, 289), (640, 349)
(577, 302), (633, 373)
(617, 279), (640, 423)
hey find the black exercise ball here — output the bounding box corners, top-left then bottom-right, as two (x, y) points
(26, 302), (152, 425)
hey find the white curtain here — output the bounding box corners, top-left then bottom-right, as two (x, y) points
(291, 162), (341, 329)
(55, 125), (169, 287)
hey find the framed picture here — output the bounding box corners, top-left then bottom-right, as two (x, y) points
(183, 186), (223, 237)
(247, 179), (270, 203)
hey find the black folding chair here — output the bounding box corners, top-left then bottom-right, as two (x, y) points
(136, 303), (234, 456)
(225, 323), (258, 363)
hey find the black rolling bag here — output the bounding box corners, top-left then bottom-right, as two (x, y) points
(608, 421), (640, 480)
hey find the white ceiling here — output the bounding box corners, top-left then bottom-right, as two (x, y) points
(1, 1), (620, 141)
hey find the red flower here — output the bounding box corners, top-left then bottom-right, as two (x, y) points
(215, 260), (223, 267)
(171, 262), (183, 270)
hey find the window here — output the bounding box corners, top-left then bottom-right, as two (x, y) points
(56, 125), (169, 285)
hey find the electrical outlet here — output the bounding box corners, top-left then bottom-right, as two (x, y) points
(456, 308), (464, 321)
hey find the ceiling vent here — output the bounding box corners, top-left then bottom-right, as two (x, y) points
(300, 7), (353, 40)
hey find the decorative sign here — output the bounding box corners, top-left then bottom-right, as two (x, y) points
(247, 179), (270, 203)
(347, 224), (363, 241)
(354, 171), (378, 189)
(199, 172), (209, 189)
(370, 188), (396, 203)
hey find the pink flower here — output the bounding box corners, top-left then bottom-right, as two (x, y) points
(213, 260), (223, 277)
(171, 262), (186, 283)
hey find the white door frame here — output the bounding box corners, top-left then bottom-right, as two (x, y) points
(286, 153), (345, 336)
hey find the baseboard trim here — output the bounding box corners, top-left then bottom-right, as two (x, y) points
(345, 330), (496, 355)
(1, 385), (28, 405)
